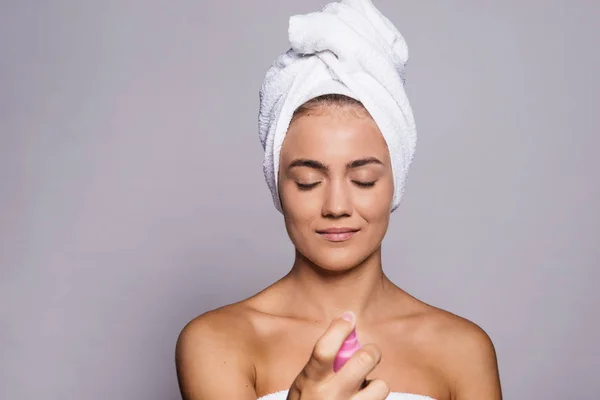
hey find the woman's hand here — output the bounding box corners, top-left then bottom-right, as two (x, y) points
(286, 312), (390, 400)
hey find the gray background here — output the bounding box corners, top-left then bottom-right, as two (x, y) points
(1, 1), (598, 399)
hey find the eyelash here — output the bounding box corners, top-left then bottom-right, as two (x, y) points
(354, 180), (376, 188)
(296, 182), (320, 191)
(295, 181), (376, 190)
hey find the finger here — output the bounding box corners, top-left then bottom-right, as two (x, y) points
(351, 379), (390, 400)
(333, 344), (382, 393)
(304, 312), (356, 379)
(285, 385), (299, 400)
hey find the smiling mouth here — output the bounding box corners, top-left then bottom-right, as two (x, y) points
(316, 229), (360, 242)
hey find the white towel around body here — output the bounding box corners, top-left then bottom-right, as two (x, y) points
(257, 389), (436, 400)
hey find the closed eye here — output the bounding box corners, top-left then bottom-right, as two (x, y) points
(296, 182), (321, 190)
(353, 180), (377, 188)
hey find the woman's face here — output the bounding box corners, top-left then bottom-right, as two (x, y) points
(278, 106), (394, 271)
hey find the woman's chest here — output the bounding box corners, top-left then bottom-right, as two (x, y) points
(253, 330), (451, 400)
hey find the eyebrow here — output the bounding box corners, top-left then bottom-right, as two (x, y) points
(347, 157), (383, 169)
(288, 157), (383, 171)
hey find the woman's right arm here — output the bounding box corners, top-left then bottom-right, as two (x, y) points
(175, 311), (257, 400)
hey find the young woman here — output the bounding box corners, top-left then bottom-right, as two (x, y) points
(176, 2), (502, 399)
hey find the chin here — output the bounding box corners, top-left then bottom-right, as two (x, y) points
(302, 246), (373, 273)
(290, 227), (384, 272)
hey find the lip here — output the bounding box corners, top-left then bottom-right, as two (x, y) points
(316, 227), (360, 242)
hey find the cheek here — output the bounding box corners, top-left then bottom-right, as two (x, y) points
(280, 184), (320, 235)
(354, 178), (394, 217)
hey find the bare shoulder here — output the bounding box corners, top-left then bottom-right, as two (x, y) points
(424, 306), (496, 361)
(177, 302), (257, 354)
(175, 302), (258, 400)
(415, 303), (502, 399)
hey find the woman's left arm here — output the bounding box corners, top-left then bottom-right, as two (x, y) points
(451, 323), (503, 400)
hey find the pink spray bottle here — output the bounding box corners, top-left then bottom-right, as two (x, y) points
(334, 312), (362, 372)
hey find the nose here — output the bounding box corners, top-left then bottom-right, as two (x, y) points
(321, 180), (353, 218)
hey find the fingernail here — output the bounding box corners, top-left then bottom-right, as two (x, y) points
(340, 311), (356, 324)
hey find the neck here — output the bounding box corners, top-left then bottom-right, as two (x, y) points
(283, 247), (394, 322)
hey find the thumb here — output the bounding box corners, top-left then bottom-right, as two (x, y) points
(304, 311), (356, 380)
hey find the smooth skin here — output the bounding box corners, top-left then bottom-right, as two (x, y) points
(175, 105), (502, 400)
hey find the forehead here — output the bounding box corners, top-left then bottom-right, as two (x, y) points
(281, 112), (390, 163)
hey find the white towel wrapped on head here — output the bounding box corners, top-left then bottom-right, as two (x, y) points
(258, 0), (417, 213)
